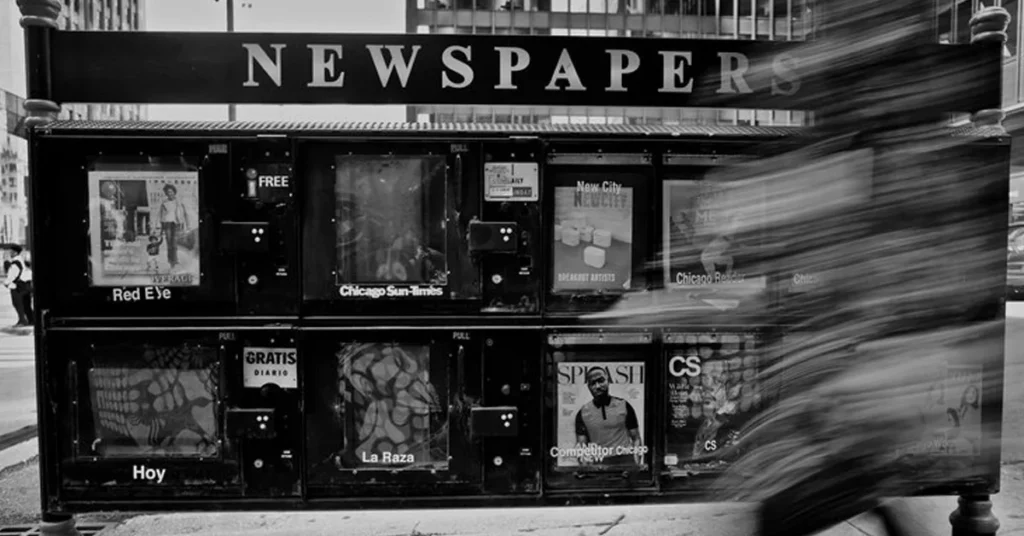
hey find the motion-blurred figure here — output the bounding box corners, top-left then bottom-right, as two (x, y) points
(591, 0), (1009, 534)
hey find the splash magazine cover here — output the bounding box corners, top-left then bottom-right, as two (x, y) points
(662, 180), (766, 307)
(551, 179), (634, 293)
(663, 332), (765, 470)
(552, 358), (647, 470)
(87, 170), (201, 287)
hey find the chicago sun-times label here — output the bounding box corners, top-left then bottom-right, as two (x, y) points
(242, 347), (298, 389)
(338, 284), (446, 299)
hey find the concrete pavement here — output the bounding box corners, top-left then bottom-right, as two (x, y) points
(0, 454), (1021, 535)
(0, 305), (36, 441)
(4, 463), (1016, 536)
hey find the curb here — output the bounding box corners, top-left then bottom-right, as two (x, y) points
(0, 439), (37, 475)
(1009, 301), (1024, 318)
(0, 426), (37, 452)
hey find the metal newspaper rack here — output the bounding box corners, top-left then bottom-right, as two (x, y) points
(15, 0), (1011, 534)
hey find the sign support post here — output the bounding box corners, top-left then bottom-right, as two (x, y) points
(17, 0), (61, 128)
(953, 13), (1011, 536)
(16, 2), (72, 536)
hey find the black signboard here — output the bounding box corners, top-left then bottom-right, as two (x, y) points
(46, 32), (1002, 112)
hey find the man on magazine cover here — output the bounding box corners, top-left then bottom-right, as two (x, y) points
(574, 366), (645, 467)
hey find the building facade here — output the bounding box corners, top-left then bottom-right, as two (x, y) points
(56, 0), (149, 122)
(0, 0), (146, 262)
(406, 0), (815, 126)
(406, 0), (1007, 126)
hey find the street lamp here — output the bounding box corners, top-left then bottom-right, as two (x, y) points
(214, 0), (253, 121)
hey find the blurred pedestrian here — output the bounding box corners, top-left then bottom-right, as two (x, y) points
(3, 245), (33, 327)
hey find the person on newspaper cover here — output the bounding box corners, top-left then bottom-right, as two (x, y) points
(574, 366), (645, 467)
(159, 183), (190, 268)
(145, 233), (165, 273)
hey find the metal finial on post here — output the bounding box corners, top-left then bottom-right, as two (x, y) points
(16, 0), (61, 28)
(17, 0), (63, 128)
(968, 5), (1011, 134)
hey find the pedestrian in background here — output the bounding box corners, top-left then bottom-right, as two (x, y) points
(3, 245), (34, 327)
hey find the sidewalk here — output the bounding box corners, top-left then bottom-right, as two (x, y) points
(0, 298), (31, 335)
(81, 464), (1024, 536)
(2, 456), (1023, 535)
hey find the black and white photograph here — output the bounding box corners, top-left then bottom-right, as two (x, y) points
(0, 0), (1019, 534)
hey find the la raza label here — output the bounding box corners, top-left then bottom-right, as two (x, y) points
(242, 347), (298, 389)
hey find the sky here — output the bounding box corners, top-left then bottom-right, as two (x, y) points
(144, 0), (408, 122)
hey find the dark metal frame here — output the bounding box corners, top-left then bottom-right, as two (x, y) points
(26, 123), (1009, 516)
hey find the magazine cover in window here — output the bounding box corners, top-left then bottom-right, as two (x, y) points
(87, 170), (201, 287)
(552, 358), (647, 470)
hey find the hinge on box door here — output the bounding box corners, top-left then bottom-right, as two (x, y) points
(662, 154), (756, 166)
(547, 153), (650, 166)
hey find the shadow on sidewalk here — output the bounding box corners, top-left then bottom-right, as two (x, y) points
(0, 325), (33, 337)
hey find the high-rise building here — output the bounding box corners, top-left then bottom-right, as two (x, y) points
(0, 0), (146, 257)
(405, 0), (816, 126)
(406, 0), (1013, 127)
(56, 0), (149, 122)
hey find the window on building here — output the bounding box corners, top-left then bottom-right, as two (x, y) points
(1001, 0), (1019, 57)
(550, 0), (636, 13)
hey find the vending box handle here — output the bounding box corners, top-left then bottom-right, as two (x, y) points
(454, 153), (463, 210)
(456, 344), (465, 392)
